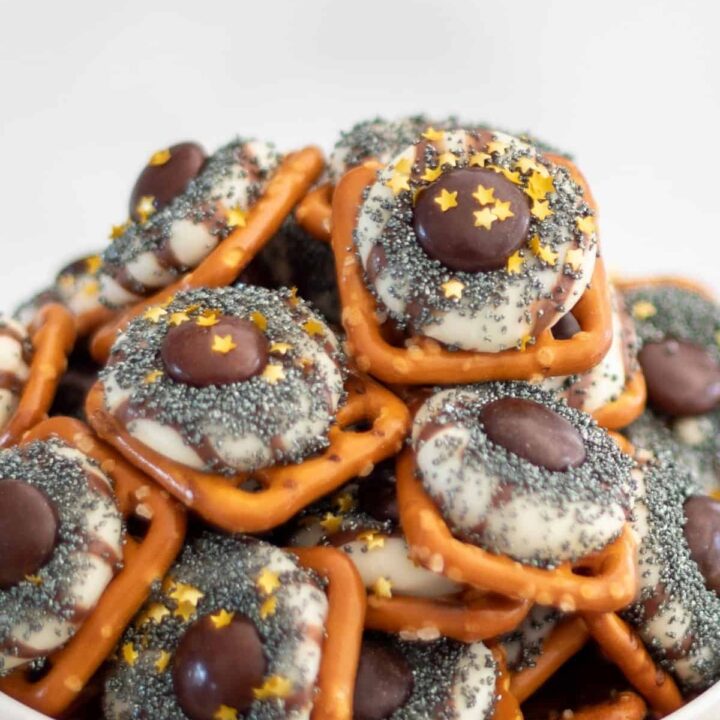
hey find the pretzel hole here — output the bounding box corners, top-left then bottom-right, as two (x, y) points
(341, 419), (373, 433)
(125, 513), (151, 542)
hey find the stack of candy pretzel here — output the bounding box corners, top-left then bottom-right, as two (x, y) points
(1, 118), (719, 720)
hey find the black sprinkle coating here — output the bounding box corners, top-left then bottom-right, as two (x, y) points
(102, 286), (346, 474)
(103, 533), (326, 720)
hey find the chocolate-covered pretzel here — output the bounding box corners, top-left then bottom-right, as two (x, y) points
(103, 533), (329, 720)
(411, 382), (634, 567)
(353, 129), (597, 352)
(0, 315), (32, 433)
(99, 285), (345, 474)
(0, 439), (123, 674)
(100, 139), (282, 308)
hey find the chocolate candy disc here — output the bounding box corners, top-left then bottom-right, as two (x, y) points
(0, 479), (58, 589)
(353, 638), (414, 720)
(413, 167), (530, 273)
(173, 613), (267, 720)
(639, 339), (720, 417)
(551, 312), (582, 340)
(357, 464), (399, 524)
(129, 142), (207, 221)
(683, 495), (720, 596)
(161, 316), (269, 388)
(480, 397), (586, 471)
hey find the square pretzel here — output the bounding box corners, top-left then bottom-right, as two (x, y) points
(331, 161), (614, 385)
(0, 304), (76, 449)
(86, 373), (410, 533)
(0, 417), (186, 717)
(90, 146), (325, 363)
(395, 448), (637, 613)
(289, 547), (366, 720)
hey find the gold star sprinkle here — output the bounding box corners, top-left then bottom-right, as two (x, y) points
(288, 287), (300, 307)
(441, 279), (465, 300)
(531, 200), (553, 221)
(530, 235), (558, 266)
(260, 596), (277, 619)
(320, 513), (342, 534)
(434, 188), (458, 212)
(122, 643), (139, 666)
(136, 195), (156, 223)
(154, 651), (171, 673)
(487, 140), (509, 155)
(492, 199), (514, 221)
(506, 251), (525, 275)
(167, 581), (205, 607)
(262, 364), (285, 385)
(386, 172), (410, 196)
(576, 215), (596, 235)
(253, 676), (293, 701)
(632, 301), (657, 320)
(437, 151), (458, 167)
(85, 255), (102, 274)
(422, 127), (444, 141)
(473, 208), (497, 230)
(214, 705), (238, 720)
(169, 311), (190, 326)
(371, 577), (393, 599)
(357, 530), (386, 550)
(526, 172), (555, 201)
(421, 166), (442, 183)
(144, 370), (164, 385)
(212, 334), (237, 354)
(210, 609), (235, 629)
(564, 248), (584, 271)
(227, 206), (247, 229)
(519, 334), (533, 352)
(138, 603), (171, 626)
(472, 184), (496, 206)
(335, 492), (355, 513)
(149, 148), (172, 166)
(110, 221), (131, 240)
(196, 310), (220, 327)
(303, 318), (325, 337)
(174, 601), (197, 622)
(144, 306), (167, 323)
(256, 568), (281, 595)
(497, 166), (523, 185)
(82, 280), (100, 297)
(515, 156), (547, 175)
(270, 342), (292, 355)
(24, 574), (42, 585)
(250, 311), (268, 331)
(469, 152), (491, 167)
(394, 157), (412, 174)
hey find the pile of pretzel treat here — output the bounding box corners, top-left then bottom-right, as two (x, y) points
(1, 117), (719, 720)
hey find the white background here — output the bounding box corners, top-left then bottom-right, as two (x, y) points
(0, 0), (719, 314)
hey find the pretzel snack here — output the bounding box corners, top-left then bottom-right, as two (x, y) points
(592, 369), (647, 430)
(510, 616), (590, 703)
(295, 182), (333, 243)
(396, 449), (638, 612)
(365, 589), (530, 643)
(569, 692), (647, 720)
(490, 646), (523, 720)
(86, 372), (410, 533)
(289, 547), (366, 720)
(0, 303), (76, 448)
(331, 161), (613, 385)
(90, 146), (325, 363)
(0, 417), (186, 716)
(582, 611), (683, 716)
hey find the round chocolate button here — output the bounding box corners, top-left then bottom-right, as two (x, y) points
(683, 495), (720, 596)
(551, 312), (582, 340)
(480, 397), (586, 471)
(357, 464), (398, 524)
(639, 339), (720, 417)
(353, 637), (414, 720)
(129, 142), (207, 221)
(173, 613), (267, 720)
(0, 479), (58, 589)
(161, 316), (269, 388)
(413, 167), (530, 273)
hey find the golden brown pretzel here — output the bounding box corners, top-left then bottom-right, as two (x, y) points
(581, 611), (684, 716)
(289, 547), (366, 720)
(396, 448), (638, 613)
(566, 692), (647, 720)
(295, 182), (333, 243)
(86, 372), (411, 533)
(0, 417), (186, 716)
(365, 589), (530, 643)
(490, 646), (523, 720)
(0, 303), (76, 448)
(592, 369), (647, 430)
(330, 161), (613, 385)
(90, 146), (325, 363)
